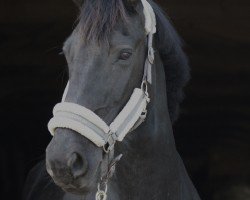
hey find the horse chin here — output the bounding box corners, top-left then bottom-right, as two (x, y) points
(52, 170), (100, 196)
(55, 179), (95, 196)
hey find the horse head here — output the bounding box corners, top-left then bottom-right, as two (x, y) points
(46, 0), (150, 195)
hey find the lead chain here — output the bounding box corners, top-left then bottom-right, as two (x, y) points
(96, 183), (107, 200)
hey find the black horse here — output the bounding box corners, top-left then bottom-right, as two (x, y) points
(24, 0), (201, 199)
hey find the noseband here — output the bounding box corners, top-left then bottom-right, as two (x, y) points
(48, 0), (156, 199)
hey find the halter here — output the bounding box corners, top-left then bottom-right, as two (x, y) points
(48, 0), (156, 199)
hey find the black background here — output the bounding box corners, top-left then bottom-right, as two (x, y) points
(0, 0), (250, 199)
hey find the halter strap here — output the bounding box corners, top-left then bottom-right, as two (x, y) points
(48, 87), (149, 148)
(142, 0), (156, 84)
(142, 0), (156, 35)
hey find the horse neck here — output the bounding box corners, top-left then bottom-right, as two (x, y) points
(114, 52), (183, 199)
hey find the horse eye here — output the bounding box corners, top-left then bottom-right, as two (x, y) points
(119, 52), (132, 60)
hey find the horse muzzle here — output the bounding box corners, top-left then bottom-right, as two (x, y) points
(45, 128), (101, 193)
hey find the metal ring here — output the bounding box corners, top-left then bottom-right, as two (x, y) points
(103, 143), (112, 154)
(103, 132), (116, 153)
(96, 191), (107, 200)
(96, 181), (108, 200)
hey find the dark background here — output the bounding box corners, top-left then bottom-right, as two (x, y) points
(0, 0), (249, 199)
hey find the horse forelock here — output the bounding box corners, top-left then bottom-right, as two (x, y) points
(78, 0), (132, 43)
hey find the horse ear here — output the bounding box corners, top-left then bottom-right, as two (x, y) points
(72, 0), (83, 8)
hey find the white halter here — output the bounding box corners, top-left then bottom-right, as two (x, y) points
(48, 0), (156, 152)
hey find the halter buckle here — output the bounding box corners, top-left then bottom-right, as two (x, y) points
(141, 80), (148, 93)
(103, 131), (117, 153)
(141, 80), (150, 103)
(148, 47), (155, 64)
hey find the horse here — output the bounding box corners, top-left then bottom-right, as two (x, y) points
(24, 0), (201, 199)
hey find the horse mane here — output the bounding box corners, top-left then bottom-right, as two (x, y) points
(78, 0), (190, 123)
(149, 0), (190, 123)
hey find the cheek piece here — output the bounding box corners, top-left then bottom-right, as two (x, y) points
(48, 0), (156, 151)
(47, 1), (156, 199)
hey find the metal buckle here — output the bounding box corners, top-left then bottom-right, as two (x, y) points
(103, 131), (116, 153)
(148, 47), (155, 64)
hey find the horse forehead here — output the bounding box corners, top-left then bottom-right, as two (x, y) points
(115, 15), (144, 34)
(63, 35), (102, 57)
(64, 17), (144, 55)
(109, 31), (144, 51)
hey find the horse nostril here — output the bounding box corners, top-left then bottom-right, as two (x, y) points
(67, 152), (88, 178)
